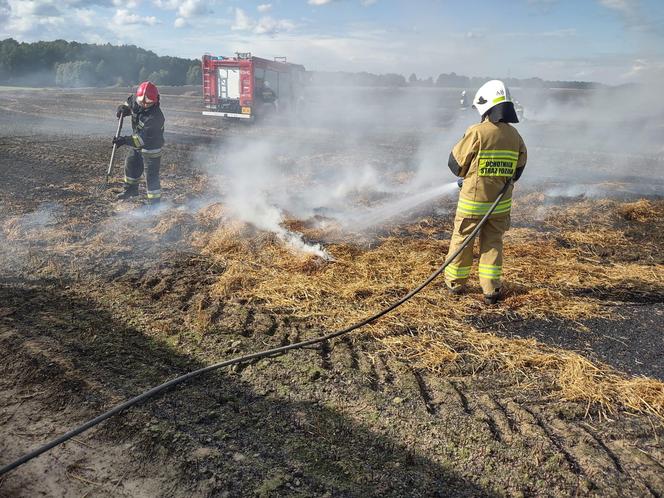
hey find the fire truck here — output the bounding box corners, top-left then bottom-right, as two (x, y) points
(202, 53), (306, 120)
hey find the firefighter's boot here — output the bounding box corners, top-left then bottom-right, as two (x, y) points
(483, 288), (502, 305)
(116, 183), (139, 200)
(446, 283), (466, 296)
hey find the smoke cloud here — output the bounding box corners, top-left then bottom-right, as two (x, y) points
(4, 79), (662, 263)
(514, 81), (664, 194)
(201, 88), (477, 255)
(199, 80), (663, 257)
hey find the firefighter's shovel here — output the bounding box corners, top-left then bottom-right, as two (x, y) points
(100, 114), (124, 190)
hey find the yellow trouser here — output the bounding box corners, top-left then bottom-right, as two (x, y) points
(444, 214), (510, 294)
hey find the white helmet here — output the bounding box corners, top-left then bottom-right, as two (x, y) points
(473, 80), (512, 117)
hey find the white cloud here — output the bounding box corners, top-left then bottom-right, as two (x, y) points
(177, 0), (205, 18)
(9, 0), (59, 18)
(74, 7), (96, 26)
(28, 1), (60, 16)
(231, 7), (253, 30)
(113, 0), (138, 8)
(152, 0), (208, 27)
(5, 16), (64, 34)
(622, 58), (664, 81)
(465, 31), (484, 39)
(173, 0), (207, 27)
(3, 0), (67, 35)
(231, 7), (294, 35)
(502, 28), (577, 38)
(597, 0), (636, 14)
(257, 3), (271, 13)
(595, 0), (664, 35)
(153, 0), (179, 8)
(113, 8), (158, 25)
(255, 16), (295, 35)
(306, 0), (373, 6)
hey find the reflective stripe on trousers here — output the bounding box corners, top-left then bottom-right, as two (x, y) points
(445, 214), (510, 295)
(478, 263), (502, 279)
(444, 263), (471, 280)
(141, 148), (162, 158)
(124, 175), (141, 185)
(123, 149), (161, 196)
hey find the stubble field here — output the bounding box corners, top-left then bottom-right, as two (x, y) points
(0, 86), (663, 497)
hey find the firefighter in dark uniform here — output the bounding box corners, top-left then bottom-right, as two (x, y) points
(113, 81), (165, 205)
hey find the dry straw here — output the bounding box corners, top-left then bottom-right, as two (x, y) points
(2, 189), (662, 421)
(202, 196), (664, 421)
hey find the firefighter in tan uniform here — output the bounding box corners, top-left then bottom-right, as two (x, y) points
(445, 80), (527, 304)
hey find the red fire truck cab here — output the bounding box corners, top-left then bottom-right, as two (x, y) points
(202, 53), (306, 120)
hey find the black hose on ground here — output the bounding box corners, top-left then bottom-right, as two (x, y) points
(0, 180), (513, 477)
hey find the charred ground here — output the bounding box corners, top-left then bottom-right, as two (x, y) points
(0, 87), (663, 497)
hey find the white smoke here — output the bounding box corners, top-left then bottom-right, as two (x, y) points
(514, 82), (664, 188)
(207, 137), (333, 258)
(203, 108), (465, 256)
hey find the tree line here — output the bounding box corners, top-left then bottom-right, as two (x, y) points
(0, 39), (599, 90)
(308, 70), (601, 89)
(413, 72), (602, 90)
(0, 38), (202, 88)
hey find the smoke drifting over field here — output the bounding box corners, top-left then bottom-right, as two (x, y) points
(513, 82), (664, 185)
(2, 81), (661, 259)
(204, 81), (664, 255)
(204, 88), (469, 253)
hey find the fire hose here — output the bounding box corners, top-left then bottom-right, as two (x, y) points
(0, 180), (513, 477)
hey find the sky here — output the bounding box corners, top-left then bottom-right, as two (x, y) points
(1, 0), (663, 84)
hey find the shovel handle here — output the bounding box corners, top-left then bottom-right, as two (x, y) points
(106, 114), (125, 179)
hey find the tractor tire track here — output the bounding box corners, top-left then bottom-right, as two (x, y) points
(519, 405), (585, 476)
(475, 395), (516, 443)
(356, 348), (380, 391)
(607, 440), (664, 496)
(410, 369), (438, 415)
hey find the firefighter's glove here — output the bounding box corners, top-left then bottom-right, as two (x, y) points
(112, 135), (130, 147)
(116, 104), (130, 119)
(457, 178), (464, 189)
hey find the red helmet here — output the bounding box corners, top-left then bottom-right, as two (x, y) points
(136, 81), (159, 105)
